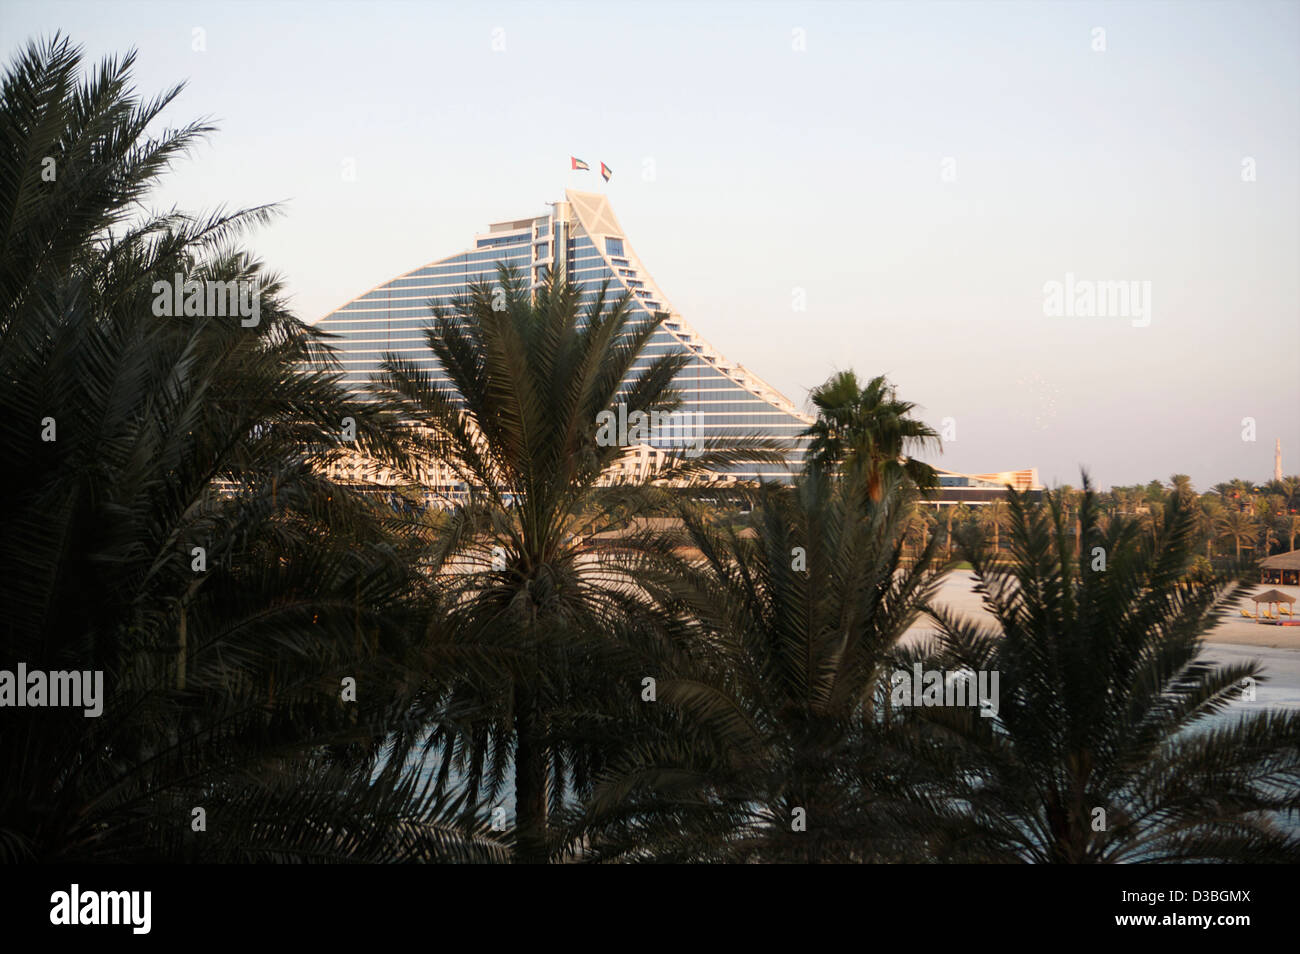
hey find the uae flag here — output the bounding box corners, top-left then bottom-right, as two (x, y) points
(570, 156), (589, 171)
(600, 161), (613, 182)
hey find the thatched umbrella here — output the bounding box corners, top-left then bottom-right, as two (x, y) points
(1252, 588), (1297, 617)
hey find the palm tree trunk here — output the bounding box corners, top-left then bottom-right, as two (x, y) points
(513, 683), (548, 864)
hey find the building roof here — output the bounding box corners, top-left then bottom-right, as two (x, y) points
(1260, 550), (1300, 570)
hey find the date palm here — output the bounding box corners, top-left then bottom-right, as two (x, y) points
(0, 35), (501, 862)
(912, 478), (1300, 862)
(903, 505), (938, 562)
(578, 471), (944, 862)
(940, 503), (971, 561)
(1215, 509), (1257, 559)
(1279, 476), (1300, 513)
(369, 265), (780, 863)
(976, 498), (1009, 556)
(1138, 502), (1164, 542)
(1198, 496), (1226, 557)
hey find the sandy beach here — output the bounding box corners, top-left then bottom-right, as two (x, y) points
(907, 571), (1300, 652)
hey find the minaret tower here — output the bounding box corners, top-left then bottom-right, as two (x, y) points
(1276, 439), (1283, 482)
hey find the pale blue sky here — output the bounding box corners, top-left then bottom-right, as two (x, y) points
(4, 0), (1298, 489)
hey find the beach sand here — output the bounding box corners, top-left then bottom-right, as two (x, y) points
(906, 571), (1300, 652)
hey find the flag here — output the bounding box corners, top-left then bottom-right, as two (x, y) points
(600, 161), (613, 182)
(571, 156), (589, 171)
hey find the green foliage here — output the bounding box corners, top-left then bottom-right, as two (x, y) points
(577, 473), (945, 862)
(0, 35), (501, 862)
(908, 478), (1300, 862)
(802, 370), (941, 501)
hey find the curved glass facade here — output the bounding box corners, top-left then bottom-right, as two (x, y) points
(317, 190), (811, 482)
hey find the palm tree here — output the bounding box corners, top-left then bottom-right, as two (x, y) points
(1057, 484), (1082, 550)
(801, 371), (941, 502)
(1215, 509), (1257, 559)
(1198, 496), (1225, 558)
(913, 478), (1300, 862)
(1287, 514), (1300, 553)
(1278, 476), (1300, 513)
(1143, 479), (1166, 507)
(369, 266), (780, 863)
(0, 35), (501, 862)
(1111, 485), (1142, 516)
(904, 505), (938, 562)
(976, 499), (1008, 556)
(1138, 502), (1165, 542)
(940, 503), (971, 562)
(579, 472), (944, 862)
(1216, 478), (1254, 509)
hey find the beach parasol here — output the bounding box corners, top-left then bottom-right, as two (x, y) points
(1252, 589), (1297, 617)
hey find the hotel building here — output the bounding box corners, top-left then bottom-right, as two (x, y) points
(315, 189), (1039, 504)
(316, 189), (812, 486)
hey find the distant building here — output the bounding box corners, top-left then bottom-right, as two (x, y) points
(925, 468), (1044, 506)
(314, 189), (1038, 499)
(316, 189), (811, 482)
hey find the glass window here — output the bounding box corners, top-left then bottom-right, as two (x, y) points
(605, 237), (625, 257)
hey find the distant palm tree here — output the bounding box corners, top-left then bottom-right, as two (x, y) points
(1278, 476), (1300, 513)
(904, 505), (938, 561)
(1143, 479), (1166, 507)
(0, 36), (499, 862)
(1138, 502), (1165, 542)
(1198, 497), (1225, 558)
(976, 499), (1009, 556)
(801, 371), (941, 502)
(579, 473), (944, 862)
(1215, 509), (1257, 559)
(1259, 519), (1280, 558)
(914, 479), (1300, 862)
(940, 503), (971, 561)
(369, 266), (779, 863)
(1111, 486), (1140, 516)
(1216, 478), (1255, 509)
